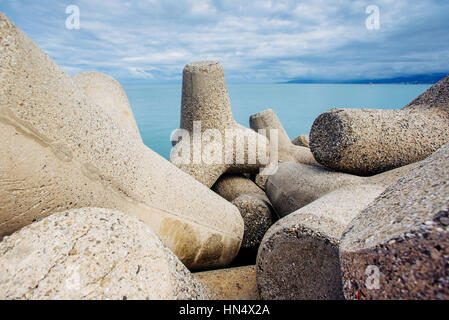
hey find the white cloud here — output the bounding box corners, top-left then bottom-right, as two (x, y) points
(2, 0), (448, 81)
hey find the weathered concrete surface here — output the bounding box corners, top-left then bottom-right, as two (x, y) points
(72, 72), (142, 142)
(194, 265), (259, 300)
(213, 174), (275, 249)
(212, 174), (266, 202)
(254, 173), (269, 191)
(292, 134), (310, 148)
(340, 143), (449, 300)
(257, 184), (385, 300)
(310, 75), (449, 175)
(171, 61), (272, 188)
(0, 208), (210, 300)
(232, 194), (275, 249)
(0, 13), (243, 270)
(265, 161), (420, 217)
(250, 109), (317, 165)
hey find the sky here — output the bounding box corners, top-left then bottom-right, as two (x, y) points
(1, 0), (448, 82)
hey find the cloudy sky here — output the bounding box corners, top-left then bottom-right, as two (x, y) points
(2, 0), (448, 82)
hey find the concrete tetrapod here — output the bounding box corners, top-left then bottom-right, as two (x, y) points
(340, 143), (449, 300)
(0, 13), (243, 270)
(193, 265), (259, 300)
(232, 194), (275, 249)
(250, 109), (317, 165)
(72, 72), (142, 142)
(213, 174), (266, 202)
(254, 173), (269, 191)
(256, 184), (386, 300)
(310, 75), (449, 175)
(213, 174), (276, 249)
(170, 61), (273, 188)
(292, 134), (310, 148)
(266, 161), (420, 217)
(0, 208), (210, 300)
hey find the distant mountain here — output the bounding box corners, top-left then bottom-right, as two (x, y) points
(286, 73), (448, 84)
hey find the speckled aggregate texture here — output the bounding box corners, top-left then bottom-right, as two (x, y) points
(212, 174), (277, 250)
(193, 265), (259, 300)
(72, 72), (142, 142)
(404, 75), (449, 111)
(267, 162), (362, 217)
(0, 208), (210, 300)
(250, 109), (317, 165)
(292, 134), (310, 148)
(232, 194), (275, 249)
(0, 13), (243, 269)
(340, 143), (449, 300)
(257, 184), (385, 300)
(212, 174), (275, 249)
(212, 174), (266, 202)
(310, 75), (449, 175)
(265, 161), (419, 217)
(171, 61), (271, 188)
(254, 173), (269, 191)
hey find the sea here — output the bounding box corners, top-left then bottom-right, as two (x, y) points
(123, 83), (431, 159)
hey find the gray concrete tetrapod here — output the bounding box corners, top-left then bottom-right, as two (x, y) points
(193, 265), (259, 300)
(340, 143), (449, 300)
(292, 134), (310, 147)
(0, 13), (243, 270)
(72, 72), (142, 143)
(0, 208), (210, 300)
(213, 174), (276, 249)
(171, 62), (272, 188)
(250, 109), (317, 165)
(310, 75), (449, 175)
(256, 184), (386, 300)
(266, 161), (420, 217)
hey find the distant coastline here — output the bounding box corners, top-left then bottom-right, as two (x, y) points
(285, 73), (448, 85)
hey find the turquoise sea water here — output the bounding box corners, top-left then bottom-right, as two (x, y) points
(123, 83), (431, 159)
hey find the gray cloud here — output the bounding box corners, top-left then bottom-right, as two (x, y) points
(2, 0), (448, 81)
